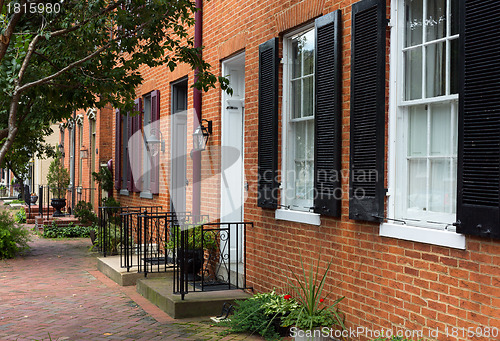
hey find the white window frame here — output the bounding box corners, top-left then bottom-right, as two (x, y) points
(276, 23), (321, 226)
(384, 0), (465, 249)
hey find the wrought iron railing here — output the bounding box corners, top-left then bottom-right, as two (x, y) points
(37, 185), (99, 219)
(172, 221), (253, 300)
(97, 206), (161, 257)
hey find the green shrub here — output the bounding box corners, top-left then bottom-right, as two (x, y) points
(0, 211), (31, 259)
(74, 201), (97, 225)
(43, 221), (92, 238)
(14, 207), (26, 223)
(221, 292), (289, 341)
(92, 223), (124, 254)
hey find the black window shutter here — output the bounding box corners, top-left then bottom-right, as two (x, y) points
(114, 109), (122, 190)
(456, 0), (500, 239)
(314, 10), (342, 217)
(349, 0), (385, 222)
(258, 37), (279, 209)
(127, 113), (133, 192)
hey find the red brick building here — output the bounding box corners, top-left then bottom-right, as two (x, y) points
(64, 0), (499, 339)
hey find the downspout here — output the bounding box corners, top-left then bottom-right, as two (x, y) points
(192, 0), (203, 216)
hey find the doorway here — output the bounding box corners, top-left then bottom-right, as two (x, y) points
(220, 53), (246, 263)
(171, 79), (188, 214)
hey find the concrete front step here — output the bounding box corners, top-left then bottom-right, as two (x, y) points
(97, 255), (168, 286)
(136, 275), (251, 319)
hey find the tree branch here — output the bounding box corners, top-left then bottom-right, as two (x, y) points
(16, 35), (41, 86)
(16, 43), (111, 94)
(0, 0), (27, 61)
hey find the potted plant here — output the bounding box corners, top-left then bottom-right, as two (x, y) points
(166, 223), (217, 278)
(46, 154), (70, 217)
(0, 185), (7, 197)
(30, 192), (38, 204)
(281, 255), (346, 341)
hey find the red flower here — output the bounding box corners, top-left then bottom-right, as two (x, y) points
(284, 294), (292, 300)
(320, 298), (325, 303)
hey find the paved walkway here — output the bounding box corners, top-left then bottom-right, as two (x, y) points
(0, 235), (262, 341)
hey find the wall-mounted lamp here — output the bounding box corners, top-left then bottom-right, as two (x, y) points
(192, 119), (212, 152)
(58, 143), (65, 157)
(146, 128), (165, 154)
(80, 147), (89, 159)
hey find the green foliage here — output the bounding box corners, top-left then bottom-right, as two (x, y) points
(46, 154), (70, 198)
(281, 254), (346, 331)
(9, 199), (25, 204)
(92, 223), (123, 255)
(74, 201), (97, 225)
(221, 293), (283, 341)
(0, 0), (231, 167)
(101, 196), (121, 208)
(166, 224), (217, 250)
(258, 291), (300, 317)
(92, 167), (113, 193)
(43, 221), (92, 238)
(0, 211), (31, 259)
(14, 207), (26, 223)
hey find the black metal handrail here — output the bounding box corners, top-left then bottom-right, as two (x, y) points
(136, 212), (207, 275)
(172, 221), (253, 300)
(37, 185), (99, 219)
(97, 205), (161, 257)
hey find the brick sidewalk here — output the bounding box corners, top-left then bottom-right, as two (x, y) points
(0, 235), (262, 341)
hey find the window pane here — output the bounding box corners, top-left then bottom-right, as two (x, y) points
(303, 76), (314, 117)
(426, 42), (445, 97)
(430, 159), (451, 213)
(405, 48), (422, 100)
(405, 0), (423, 47)
(408, 105), (427, 156)
(295, 121), (306, 160)
(292, 39), (302, 79)
(292, 80), (301, 119)
(408, 159), (427, 211)
(295, 162), (306, 200)
(430, 103), (450, 155)
(451, 0), (459, 35)
(426, 0), (446, 42)
(306, 161), (314, 200)
(450, 38), (459, 95)
(302, 30), (315, 76)
(306, 120), (314, 159)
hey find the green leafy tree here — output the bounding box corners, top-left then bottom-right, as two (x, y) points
(46, 153), (70, 198)
(0, 0), (230, 166)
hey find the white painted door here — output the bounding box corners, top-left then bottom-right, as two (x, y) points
(221, 54), (245, 264)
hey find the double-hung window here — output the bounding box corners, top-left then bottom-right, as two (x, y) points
(386, 0), (463, 243)
(141, 94), (153, 197)
(283, 27), (315, 212)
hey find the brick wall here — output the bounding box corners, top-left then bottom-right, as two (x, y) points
(67, 0), (499, 339)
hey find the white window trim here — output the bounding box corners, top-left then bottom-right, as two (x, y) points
(119, 189), (129, 196)
(275, 208), (321, 226)
(384, 0), (465, 247)
(380, 222), (465, 249)
(279, 23), (315, 219)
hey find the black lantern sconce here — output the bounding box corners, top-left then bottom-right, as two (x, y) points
(146, 128), (165, 153)
(192, 119), (212, 152)
(58, 143), (65, 157)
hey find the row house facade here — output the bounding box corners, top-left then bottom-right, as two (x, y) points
(62, 0), (499, 339)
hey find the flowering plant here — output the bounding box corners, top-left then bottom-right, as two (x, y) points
(281, 254), (346, 332)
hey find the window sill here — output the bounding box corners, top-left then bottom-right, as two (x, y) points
(379, 222), (466, 250)
(275, 209), (321, 226)
(119, 189), (129, 196)
(140, 191), (153, 199)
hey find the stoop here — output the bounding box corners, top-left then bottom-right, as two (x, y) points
(137, 274), (251, 319)
(97, 255), (168, 286)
